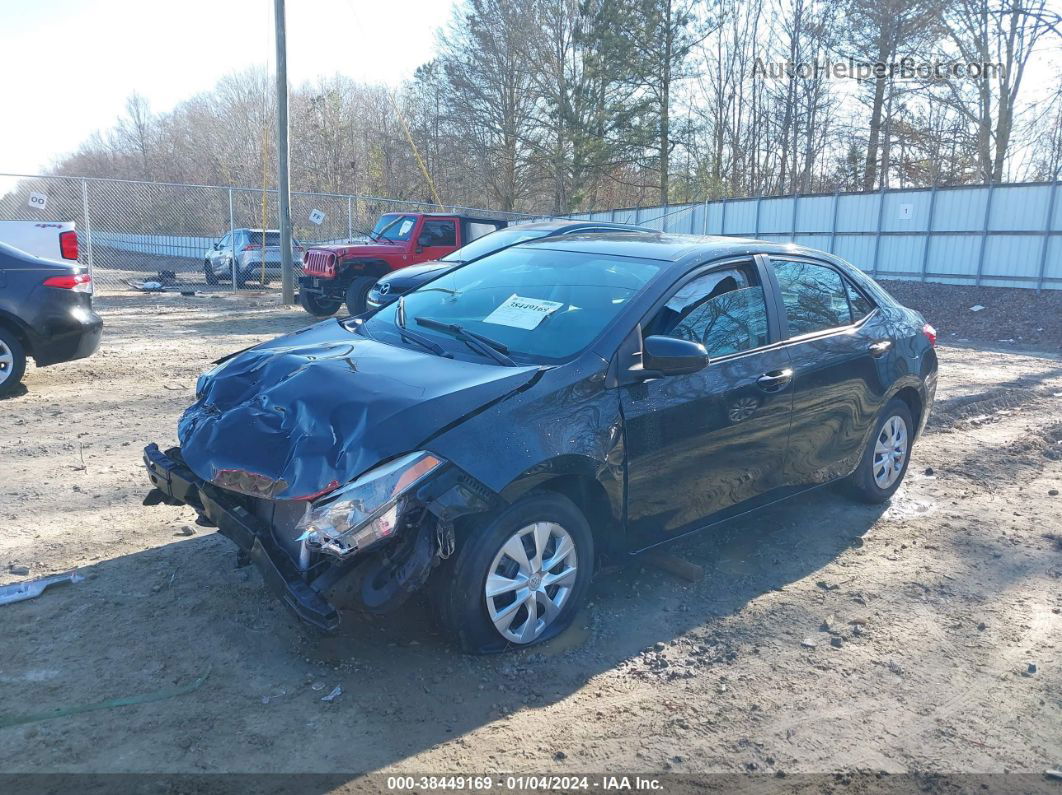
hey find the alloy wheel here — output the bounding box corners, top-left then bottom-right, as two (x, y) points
(0, 340), (12, 386)
(873, 415), (909, 489)
(484, 521), (578, 644)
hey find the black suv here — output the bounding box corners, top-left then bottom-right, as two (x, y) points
(0, 241), (103, 395)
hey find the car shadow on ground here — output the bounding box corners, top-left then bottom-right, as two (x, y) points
(0, 484), (886, 778)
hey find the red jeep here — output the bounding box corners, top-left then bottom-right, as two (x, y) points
(298, 212), (508, 316)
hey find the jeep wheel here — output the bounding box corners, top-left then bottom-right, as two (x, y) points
(345, 276), (376, 316)
(203, 261), (218, 285)
(298, 289), (343, 317)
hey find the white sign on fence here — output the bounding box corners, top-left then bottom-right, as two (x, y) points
(897, 203), (913, 220)
(308, 209), (326, 225)
(27, 191), (48, 211)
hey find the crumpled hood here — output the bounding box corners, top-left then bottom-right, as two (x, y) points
(178, 320), (539, 500)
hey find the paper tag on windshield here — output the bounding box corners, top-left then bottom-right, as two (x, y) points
(483, 294), (564, 330)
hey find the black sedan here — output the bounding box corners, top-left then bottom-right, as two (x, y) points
(144, 233), (937, 652)
(365, 220), (654, 311)
(0, 241), (102, 396)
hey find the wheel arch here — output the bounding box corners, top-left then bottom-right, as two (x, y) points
(0, 310), (33, 356)
(891, 384), (924, 437)
(497, 456), (624, 561)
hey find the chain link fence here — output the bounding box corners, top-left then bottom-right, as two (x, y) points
(0, 174), (533, 295)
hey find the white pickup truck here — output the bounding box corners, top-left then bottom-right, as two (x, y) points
(0, 220), (80, 262)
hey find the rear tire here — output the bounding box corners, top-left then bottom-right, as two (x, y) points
(203, 261), (218, 285)
(345, 276), (376, 316)
(0, 327), (27, 397)
(298, 289), (343, 317)
(431, 491), (594, 654)
(845, 398), (914, 504)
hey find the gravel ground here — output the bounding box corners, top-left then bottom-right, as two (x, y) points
(0, 293), (1060, 790)
(878, 280), (1062, 352)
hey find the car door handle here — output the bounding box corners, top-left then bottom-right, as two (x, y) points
(757, 368), (793, 392)
(868, 340), (892, 358)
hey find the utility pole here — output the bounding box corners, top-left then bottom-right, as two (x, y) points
(274, 0), (294, 304)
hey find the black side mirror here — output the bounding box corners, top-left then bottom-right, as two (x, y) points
(212, 242), (219, 250)
(641, 335), (709, 377)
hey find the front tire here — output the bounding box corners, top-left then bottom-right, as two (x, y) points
(432, 491), (594, 654)
(203, 261), (218, 285)
(298, 289), (343, 317)
(846, 398), (914, 504)
(0, 327), (27, 397)
(345, 276), (376, 316)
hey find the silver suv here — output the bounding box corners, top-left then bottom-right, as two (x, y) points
(204, 229), (302, 286)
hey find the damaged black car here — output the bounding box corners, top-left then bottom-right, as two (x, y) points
(144, 233), (937, 653)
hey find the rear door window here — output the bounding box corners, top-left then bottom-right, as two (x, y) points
(845, 280), (875, 321)
(772, 260), (853, 336)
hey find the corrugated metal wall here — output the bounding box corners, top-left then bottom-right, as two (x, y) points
(561, 182), (1062, 290)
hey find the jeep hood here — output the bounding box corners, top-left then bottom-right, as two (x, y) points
(178, 320), (539, 500)
(311, 241), (398, 258)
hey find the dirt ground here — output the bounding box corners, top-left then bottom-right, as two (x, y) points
(1, 292), (1060, 787)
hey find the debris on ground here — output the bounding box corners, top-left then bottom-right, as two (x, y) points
(8, 564), (29, 576)
(321, 685), (343, 703)
(0, 570), (85, 606)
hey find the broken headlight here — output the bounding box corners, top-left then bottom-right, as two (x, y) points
(296, 451), (444, 558)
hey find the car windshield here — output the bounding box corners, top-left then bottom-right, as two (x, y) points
(439, 227), (552, 263)
(371, 214), (416, 242)
(361, 245), (662, 363)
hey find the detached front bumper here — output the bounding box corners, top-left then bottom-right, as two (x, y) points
(143, 443), (340, 630)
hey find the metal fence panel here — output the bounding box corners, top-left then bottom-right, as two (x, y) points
(554, 181), (1062, 290)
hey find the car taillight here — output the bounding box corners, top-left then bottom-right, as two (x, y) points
(59, 230), (79, 260)
(922, 323), (937, 347)
(43, 273), (93, 293)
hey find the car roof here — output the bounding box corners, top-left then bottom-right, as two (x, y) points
(515, 232), (845, 269)
(507, 219), (654, 233)
(379, 212), (507, 223)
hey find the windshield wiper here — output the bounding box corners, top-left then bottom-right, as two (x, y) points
(413, 316), (515, 366)
(394, 297), (450, 357)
